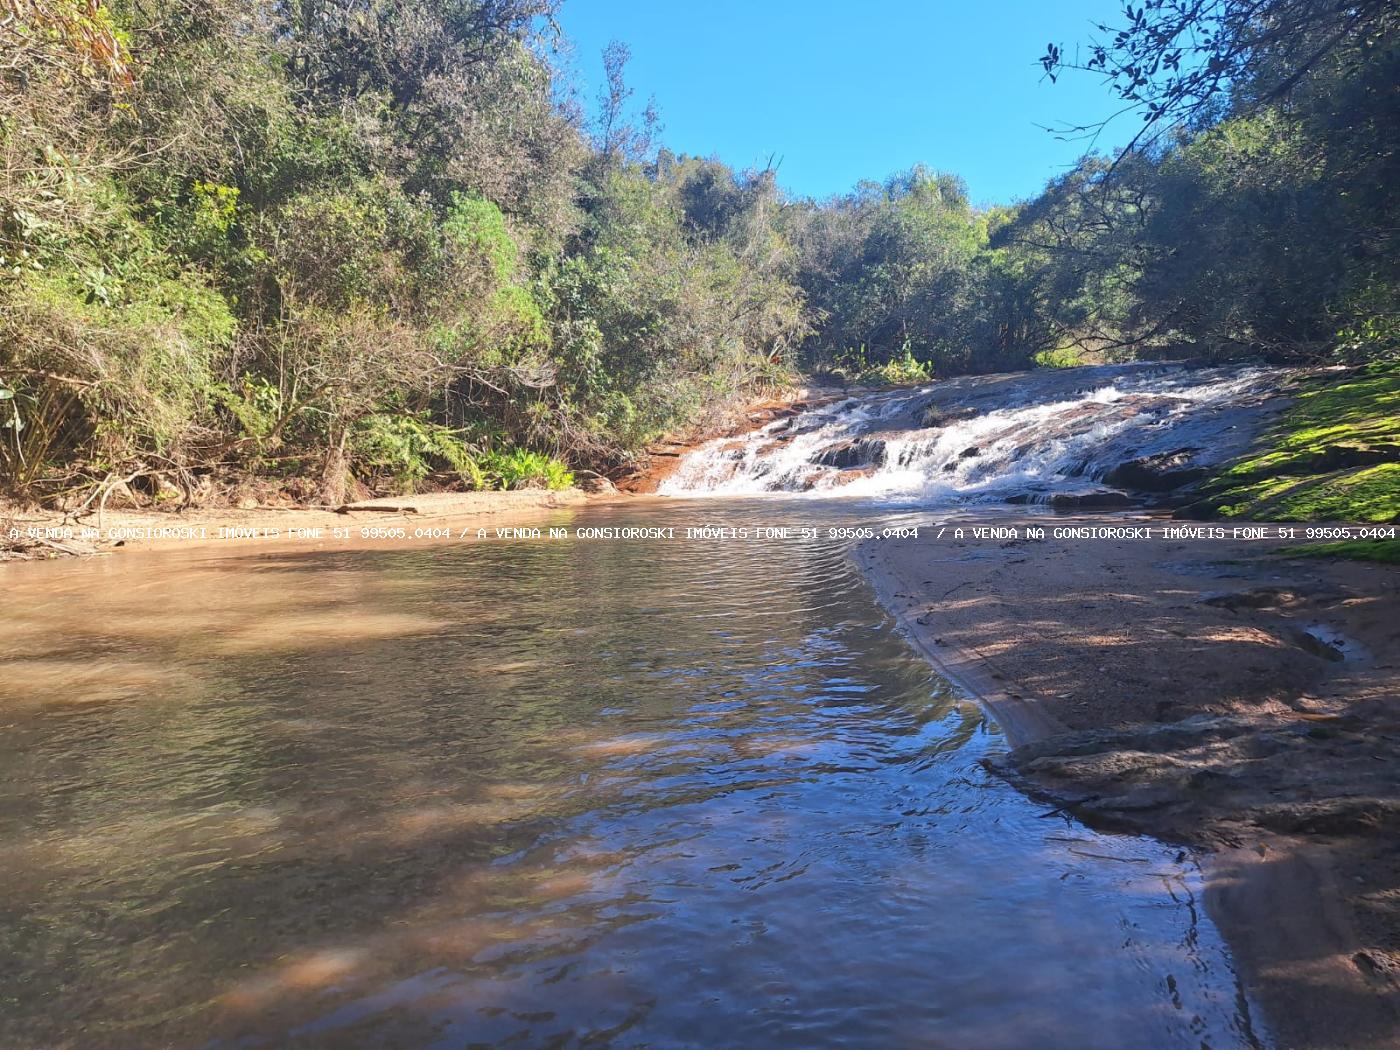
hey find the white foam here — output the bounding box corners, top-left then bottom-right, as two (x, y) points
(659, 366), (1275, 504)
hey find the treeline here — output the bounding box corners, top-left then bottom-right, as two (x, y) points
(1015, 0), (1399, 364)
(0, 0), (805, 504)
(1, 0), (1396, 506)
(794, 0), (1399, 375)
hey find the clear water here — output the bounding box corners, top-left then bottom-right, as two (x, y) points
(0, 502), (1265, 1048)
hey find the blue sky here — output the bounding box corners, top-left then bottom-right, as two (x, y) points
(555, 0), (1134, 206)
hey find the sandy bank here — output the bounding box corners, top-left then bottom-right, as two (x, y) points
(1, 489), (593, 561)
(858, 521), (1400, 1049)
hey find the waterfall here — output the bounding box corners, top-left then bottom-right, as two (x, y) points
(659, 363), (1283, 506)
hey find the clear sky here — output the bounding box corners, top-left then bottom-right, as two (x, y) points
(554, 0), (1134, 207)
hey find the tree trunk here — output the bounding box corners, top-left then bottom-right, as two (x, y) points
(319, 427), (349, 506)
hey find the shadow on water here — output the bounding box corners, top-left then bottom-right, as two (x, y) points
(1, 502), (1266, 1048)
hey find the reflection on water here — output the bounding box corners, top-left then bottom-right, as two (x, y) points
(0, 503), (1263, 1049)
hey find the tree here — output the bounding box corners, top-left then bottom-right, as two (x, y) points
(593, 40), (659, 165)
(1026, 0), (1400, 363)
(1040, 0), (1399, 151)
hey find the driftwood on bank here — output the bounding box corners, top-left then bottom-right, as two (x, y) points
(333, 503), (420, 514)
(35, 537), (97, 557)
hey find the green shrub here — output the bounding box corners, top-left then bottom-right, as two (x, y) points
(478, 448), (573, 490)
(443, 192), (519, 283)
(0, 184), (235, 496)
(350, 413), (484, 491)
(1034, 346), (1084, 369)
(860, 345), (934, 386)
(0, 379), (85, 499)
(211, 375), (285, 447)
(264, 176), (439, 312)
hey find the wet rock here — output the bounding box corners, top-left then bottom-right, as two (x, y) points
(959, 446), (980, 459)
(1048, 394), (1169, 435)
(1258, 798), (1400, 836)
(1354, 950), (1400, 983)
(812, 439), (858, 468)
(708, 439), (749, 461)
(919, 404), (980, 428)
(1198, 587), (1298, 611)
(813, 437), (887, 469)
(1171, 498), (1224, 521)
(1047, 489), (1137, 510)
(826, 466), (880, 487)
(991, 702), (1400, 850)
(1103, 448), (1208, 492)
(1288, 627), (1347, 663)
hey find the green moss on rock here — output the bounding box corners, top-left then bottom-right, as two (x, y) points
(1195, 363), (1400, 523)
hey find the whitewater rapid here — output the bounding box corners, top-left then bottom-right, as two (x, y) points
(659, 363), (1285, 506)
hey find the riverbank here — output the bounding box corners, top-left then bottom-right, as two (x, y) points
(0, 489), (593, 561)
(0, 380), (836, 561)
(858, 523), (1400, 1048)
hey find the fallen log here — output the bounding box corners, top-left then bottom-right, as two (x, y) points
(333, 503), (420, 515)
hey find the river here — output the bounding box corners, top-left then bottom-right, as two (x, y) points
(1, 498), (1266, 1048)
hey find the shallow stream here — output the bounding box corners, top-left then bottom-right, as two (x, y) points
(0, 499), (1272, 1048)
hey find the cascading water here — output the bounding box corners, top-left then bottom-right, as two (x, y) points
(660, 363), (1286, 505)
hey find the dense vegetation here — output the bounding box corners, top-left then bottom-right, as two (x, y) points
(0, 0), (804, 505)
(1, 0), (1396, 508)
